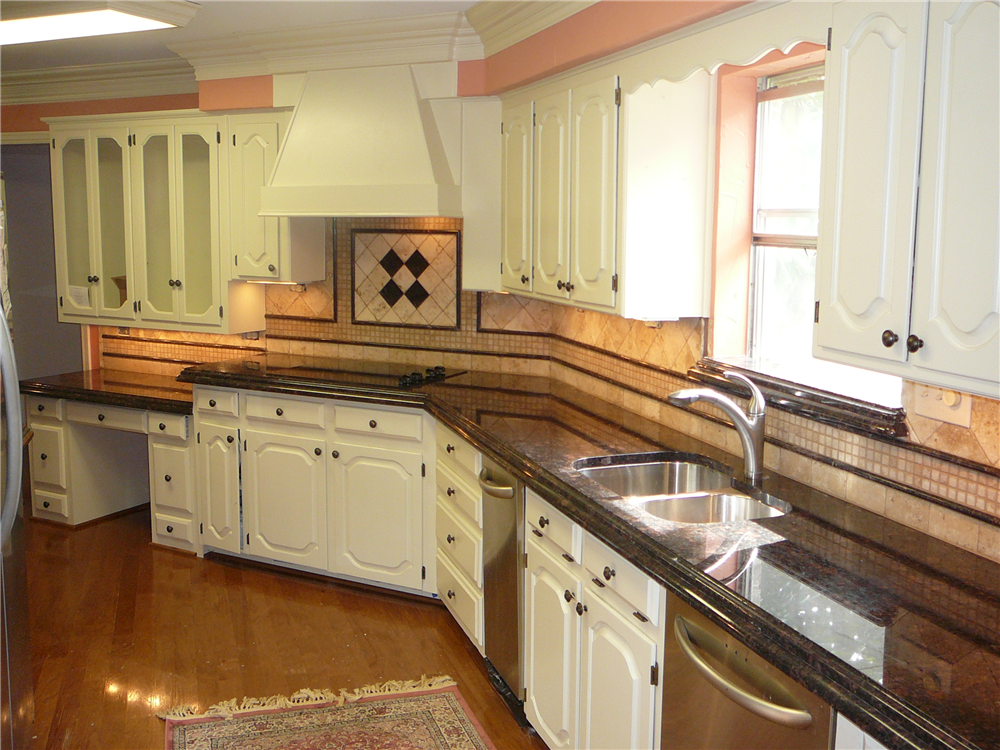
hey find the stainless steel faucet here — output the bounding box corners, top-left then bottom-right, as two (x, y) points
(667, 372), (767, 486)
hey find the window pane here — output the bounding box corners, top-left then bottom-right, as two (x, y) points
(754, 91), (823, 235)
(753, 246), (816, 363)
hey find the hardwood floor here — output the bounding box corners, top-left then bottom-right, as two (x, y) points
(24, 507), (547, 750)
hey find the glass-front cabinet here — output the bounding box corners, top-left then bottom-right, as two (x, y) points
(51, 128), (135, 321)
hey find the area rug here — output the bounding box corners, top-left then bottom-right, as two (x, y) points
(160, 675), (496, 750)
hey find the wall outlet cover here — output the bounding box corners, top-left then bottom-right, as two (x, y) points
(912, 386), (972, 427)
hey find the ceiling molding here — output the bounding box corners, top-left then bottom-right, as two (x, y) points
(0, 131), (51, 145)
(0, 58), (197, 105)
(465, 1), (598, 57)
(167, 12), (484, 81)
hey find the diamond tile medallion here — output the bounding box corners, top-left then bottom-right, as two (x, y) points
(352, 230), (460, 329)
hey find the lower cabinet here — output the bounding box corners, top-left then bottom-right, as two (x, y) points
(196, 421), (242, 554)
(328, 441), (423, 589)
(148, 419), (196, 551)
(243, 429), (328, 569)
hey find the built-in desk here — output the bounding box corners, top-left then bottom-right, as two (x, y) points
(20, 370), (196, 551)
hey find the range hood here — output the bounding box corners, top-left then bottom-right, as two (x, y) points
(260, 64), (468, 218)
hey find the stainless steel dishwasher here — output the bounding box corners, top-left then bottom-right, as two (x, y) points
(478, 456), (525, 708)
(661, 596), (832, 749)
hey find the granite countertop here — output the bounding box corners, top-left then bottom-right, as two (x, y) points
(20, 369), (193, 414)
(36, 359), (1000, 750)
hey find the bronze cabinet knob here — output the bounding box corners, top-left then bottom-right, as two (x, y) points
(164, 475), (171, 482)
(209, 399), (217, 407)
(276, 408), (283, 416)
(98, 413), (105, 421)
(40, 453), (48, 460)
(314, 447), (322, 456)
(226, 435), (235, 443)
(159, 423), (166, 431)
(166, 525), (173, 534)
(446, 590), (455, 600)
(564, 589), (573, 602)
(538, 516), (549, 528)
(603, 566), (616, 581)
(446, 444), (455, 453)
(369, 419), (377, 429)
(447, 487), (455, 496)
(43, 501), (50, 508)
(881, 329), (899, 347)
(557, 280), (566, 290)
(37, 404), (44, 412)
(576, 602), (587, 616)
(268, 264), (276, 273)
(331, 450), (340, 459)
(446, 534), (456, 544)
(520, 275), (529, 285)
(906, 334), (924, 353)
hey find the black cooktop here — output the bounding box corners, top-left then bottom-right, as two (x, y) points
(225, 356), (465, 389)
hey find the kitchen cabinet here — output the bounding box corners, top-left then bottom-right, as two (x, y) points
(227, 112), (325, 283)
(501, 102), (534, 293)
(328, 440), (422, 588)
(148, 414), (196, 552)
(814, 0), (999, 397)
(532, 89), (572, 300)
(196, 421), (242, 555)
(243, 429), (328, 569)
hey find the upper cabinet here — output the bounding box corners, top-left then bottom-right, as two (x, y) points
(815, 0), (999, 397)
(501, 67), (712, 320)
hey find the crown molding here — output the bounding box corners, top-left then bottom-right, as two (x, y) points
(168, 12), (484, 81)
(0, 58), (197, 105)
(0, 131), (51, 145)
(465, 1), (598, 57)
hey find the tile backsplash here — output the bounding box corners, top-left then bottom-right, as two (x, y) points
(97, 218), (1000, 563)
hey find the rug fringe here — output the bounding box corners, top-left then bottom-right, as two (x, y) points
(157, 674), (456, 720)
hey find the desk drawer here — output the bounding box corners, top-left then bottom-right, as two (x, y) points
(246, 394), (325, 429)
(436, 426), (481, 478)
(32, 488), (69, 521)
(335, 405), (422, 442)
(195, 389), (239, 417)
(153, 514), (196, 547)
(149, 413), (189, 440)
(66, 402), (147, 433)
(27, 396), (63, 421)
(436, 499), (482, 587)
(30, 424), (67, 489)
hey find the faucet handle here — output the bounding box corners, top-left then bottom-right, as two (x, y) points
(723, 371), (765, 415)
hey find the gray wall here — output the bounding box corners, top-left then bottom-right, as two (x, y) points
(2, 144), (82, 379)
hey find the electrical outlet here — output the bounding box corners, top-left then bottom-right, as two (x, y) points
(117, 327), (130, 335)
(912, 386), (972, 427)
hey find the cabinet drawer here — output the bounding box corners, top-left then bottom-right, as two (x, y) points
(153, 514), (196, 546)
(246, 394), (325, 428)
(30, 424), (67, 489)
(66, 402), (147, 433)
(437, 548), (484, 651)
(149, 413), (189, 440)
(195, 389), (239, 417)
(335, 405), (422, 442)
(437, 499), (483, 587)
(436, 426), (481, 478)
(436, 461), (481, 528)
(33, 488), (68, 520)
(526, 488), (582, 562)
(584, 533), (661, 626)
(27, 396), (63, 421)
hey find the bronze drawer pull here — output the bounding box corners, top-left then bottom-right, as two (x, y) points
(447, 487), (455, 496)
(166, 525), (173, 534)
(43, 501), (50, 509)
(369, 419), (377, 429)
(538, 516), (549, 528)
(209, 399), (217, 407)
(564, 589), (575, 602)
(314, 447), (322, 456)
(159, 423), (166, 431)
(446, 590), (455, 600)
(98, 413), (105, 421)
(632, 611), (649, 623)
(591, 577), (606, 588)
(531, 529), (544, 538)
(268, 264), (276, 273)
(37, 404), (44, 412)
(226, 435), (234, 443)
(446, 534), (456, 544)
(40, 453), (47, 460)
(446, 444), (455, 453)
(603, 566), (616, 581)
(164, 475), (171, 482)
(331, 450), (340, 459)
(562, 553), (575, 563)
(276, 408), (283, 416)
(576, 602), (587, 616)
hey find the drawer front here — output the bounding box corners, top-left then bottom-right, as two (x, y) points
(27, 396), (63, 421)
(436, 427), (481, 478)
(526, 488), (582, 562)
(66, 402), (147, 433)
(436, 499), (483, 587)
(335, 405), (422, 442)
(246, 394), (325, 429)
(195, 389), (239, 417)
(30, 424), (67, 489)
(150, 440), (195, 517)
(149, 413), (189, 440)
(584, 533), (660, 625)
(153, 514), (196, 546)
(436, 461), (481, 528)
(33, 488), (69, 521)
(437, 548), (484, 651)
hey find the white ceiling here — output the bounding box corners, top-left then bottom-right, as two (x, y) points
(1, 1), (478, 73)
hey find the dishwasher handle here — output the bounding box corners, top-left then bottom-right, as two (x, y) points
(674, 615), (813, 730)
(478, 468), (515, 499)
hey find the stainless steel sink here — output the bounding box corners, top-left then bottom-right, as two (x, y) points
(574, 459), (731, 498)
(628, 492), (790, 524)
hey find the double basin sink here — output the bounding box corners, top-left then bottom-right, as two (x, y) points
(573, 452), (790, 525)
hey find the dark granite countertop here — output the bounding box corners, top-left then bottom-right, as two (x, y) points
(20, 369), (193, 415)
(46, 359), (1000, 750)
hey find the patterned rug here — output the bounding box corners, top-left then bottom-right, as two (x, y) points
(161, 676), (496, 750)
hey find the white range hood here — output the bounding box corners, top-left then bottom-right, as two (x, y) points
(260, 64), (473, 218)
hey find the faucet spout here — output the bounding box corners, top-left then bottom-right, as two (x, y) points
(667, 372), (767, 486)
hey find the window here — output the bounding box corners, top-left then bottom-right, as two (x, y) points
(744, 67), (901, 407)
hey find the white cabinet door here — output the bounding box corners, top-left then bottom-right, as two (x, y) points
(815, 2), (928, 362)
(230, 119), (282, 280)
(524, 534), (581, 750)
(909, 0), (999, 391)
(570, 76), (618, 308)
(91, 129), (135, 320)
(52, 131), (98, 319)
(196, 423), (241, 554)
(328, 441), (423, 590)
(579, 589), (657, 750)
(533, 90), (572, 299)
(502, 101), (534, 294)
(243, 429), (327, 569)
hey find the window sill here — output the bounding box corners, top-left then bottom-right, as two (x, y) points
(690, 358), (908, 438)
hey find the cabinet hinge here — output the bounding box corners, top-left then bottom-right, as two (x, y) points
(217, 131), (221, 144)
(524, 551), (528, 568)
(421, 463), (426, 477)
(246, 533), (250, 546)
(422, 566), (426, 580)
(233, 134), (236, 147)
(138, 300), (142, 313)
(234, 255), (238, 265)
(51, 138), (55, 149)
(133, 301), (137, 313)
(814, 300), (820, 323)
(197, 432), (200, 443)
(200, 523), (203, 534)
(614, 87), (621, 106)
(219, 305), (224, 318)
(533, 112), (536, 126)
(500, 262), (503, 274)
(827, 27), (832, 51)
(651, 663), (659, 686)
(244, 439), (247, 451)
(611, 274), (618, 292)
(59, 296), (63, 307)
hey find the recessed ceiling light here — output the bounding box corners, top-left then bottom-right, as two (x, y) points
(0, 1), (198, 46)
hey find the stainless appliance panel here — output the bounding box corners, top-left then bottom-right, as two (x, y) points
(661, 596), (832, 749)
(480, 456), (524, 699)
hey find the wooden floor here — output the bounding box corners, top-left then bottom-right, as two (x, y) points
(24, 507), (547, 750)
